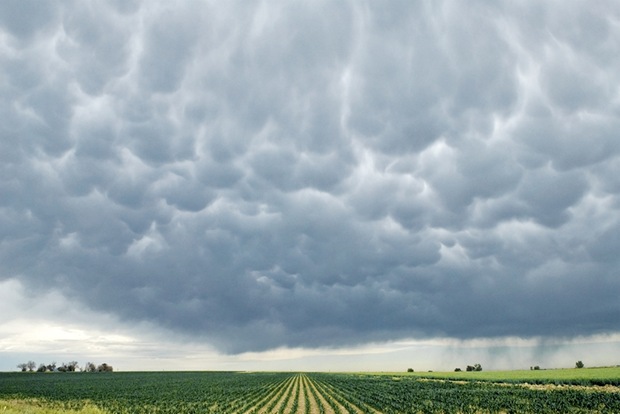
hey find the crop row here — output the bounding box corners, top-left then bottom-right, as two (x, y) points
(1, 371), (619, 413)
(309, 373), (620, 413)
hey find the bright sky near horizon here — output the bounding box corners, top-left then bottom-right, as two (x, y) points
(1, 0), (620, 372)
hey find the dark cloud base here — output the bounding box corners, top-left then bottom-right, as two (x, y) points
(1, 0), (620, 354)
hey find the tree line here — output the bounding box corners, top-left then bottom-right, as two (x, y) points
(17, 361), (113, 372)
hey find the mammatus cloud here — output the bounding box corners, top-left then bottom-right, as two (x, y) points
(1, 1), (619, 355)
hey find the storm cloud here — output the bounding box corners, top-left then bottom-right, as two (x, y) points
(1, 0), (619, 355)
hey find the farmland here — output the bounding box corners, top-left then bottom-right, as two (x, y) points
(1, 369), (620, 413)
(383, 366), (620, 385)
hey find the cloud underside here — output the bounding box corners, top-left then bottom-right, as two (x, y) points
(1, 0), (620, 353)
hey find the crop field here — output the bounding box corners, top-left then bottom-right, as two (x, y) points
(1, 370), (620, 413)
(381, 366), (620, 385)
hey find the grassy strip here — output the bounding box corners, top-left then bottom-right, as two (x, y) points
(0, 399), (105, 414)
(363, 366), (620, 385)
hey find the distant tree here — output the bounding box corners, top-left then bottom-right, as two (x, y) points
(47, 362), (57, 372)
(37, 364), (47, 372)
(533, 366), (540, 370)
(85, 362), (96, 372)
(66, 361), (79, 372)
(576, 361), (584, 369)
(474, 363), (482, 372)
(26, 361), (36, 372)
(17, 363), (28, 372)
(454, 368), (462, 372)
(97, 363), (113, 372)
(407, 368), (414, 372)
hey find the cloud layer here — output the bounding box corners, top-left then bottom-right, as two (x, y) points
(2, 0), (620, 354)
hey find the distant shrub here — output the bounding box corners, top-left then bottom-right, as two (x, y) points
(575, 361), (584, 369)
(454, 368), (462, 372)
(407, 368), (414, 372)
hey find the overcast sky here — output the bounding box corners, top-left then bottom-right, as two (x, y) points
(1, 0), (620, 372)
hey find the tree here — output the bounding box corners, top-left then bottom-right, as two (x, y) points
(37, 364), (47, 372)
(85, 362), (96, 372)
(407, 368), (414, 372)
(474, 363), (482, 371)
(66, 361), (79, 372)
(26, 361), (36, 372)
(454, 368), (462, 372)
(17, 363), (28, 372)
(97, 363), (113, 372)
(576, 360), (584, 369)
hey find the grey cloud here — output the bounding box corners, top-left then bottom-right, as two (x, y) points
(156, 173), (215, 212)
(0, 0), (58, 40)
(346, 2), (520, 156)
(588, 222), (620, 263)
(514, 110), (620, 172)
(419, 140), (523, 218)
(2, 0), (620, 354)
(137, 4), (202, 93)
(516, 167), (588, 227)
(197, 158), (244, 189)
(58, 2), (136, 94)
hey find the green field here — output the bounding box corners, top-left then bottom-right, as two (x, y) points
(396, 366), (620, 385)
(1, 369), (619, 413)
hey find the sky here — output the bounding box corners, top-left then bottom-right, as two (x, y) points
(1, 0), (620, 372)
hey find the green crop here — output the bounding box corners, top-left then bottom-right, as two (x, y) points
(1, 370), (619, 413)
